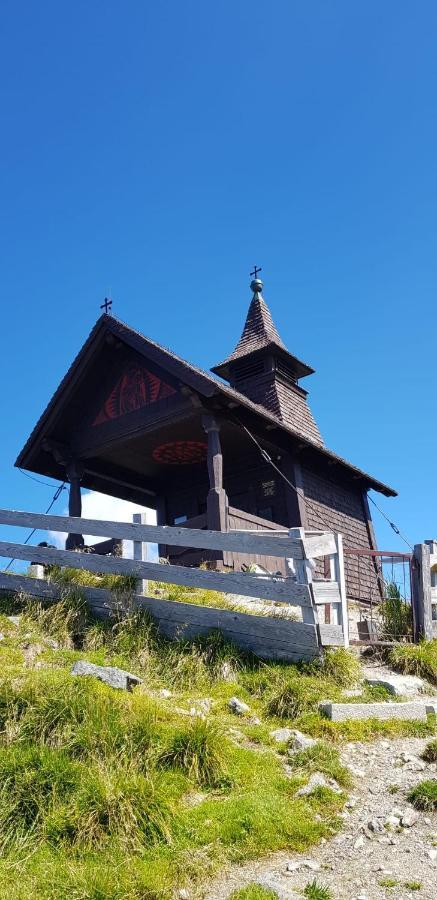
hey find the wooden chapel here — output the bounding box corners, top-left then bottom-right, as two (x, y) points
(16, 275), (396, 595)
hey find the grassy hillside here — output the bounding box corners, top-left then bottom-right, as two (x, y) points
(0, 584), (434, 900)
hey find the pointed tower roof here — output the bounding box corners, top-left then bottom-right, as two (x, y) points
(211, 277), (314, 381)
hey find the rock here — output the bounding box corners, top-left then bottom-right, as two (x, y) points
(0, 633), (4, 642)
(385, 815), (401, 828)
(427, 848), (437, 862)
(286, 859), (320, 872)
(346, 795), (358, 809)
(269, 727), (294, 743)
(343, 688), (364, 698)
(7, 615), (21, 627)
(71, 661), (142, 691)
(401, 809), (420, 827)
(367, 818), (384, 833)
(296, 772), (341, 797)
(354, 835), (365, 849)
(395, 751), (426, 772)
(178, 891), (190, 899)
(287, 729), (317, 753)
(319, 700), (427, 722)
(160, 689), (171, 698)
(228, 696), (250, 716)
(365, 674), (425, 696)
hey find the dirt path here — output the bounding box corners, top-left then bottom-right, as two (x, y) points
(203, 735), (437, 900)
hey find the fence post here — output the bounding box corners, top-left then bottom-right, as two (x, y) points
(288, 527), (318, 629)
(132, 513), (149, 596)
(333, 533), (349, 649)
(412, 543), (433, 641)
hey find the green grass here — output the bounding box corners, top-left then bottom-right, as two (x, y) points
(0, 587), (434, 898)
(388, 639), (437, 684)
(303, 881), (333, 900)
(407, 779), (437, 810)
(229, 886), (278, 899)
(404, 881), (422, 891)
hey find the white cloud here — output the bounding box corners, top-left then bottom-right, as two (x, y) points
(50, 491), (156, 559)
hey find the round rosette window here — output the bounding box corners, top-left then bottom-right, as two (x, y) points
(152, 441), (207, 465)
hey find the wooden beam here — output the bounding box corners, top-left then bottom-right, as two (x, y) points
(0, 509), (338, 559)
(202, 415), (228, 566)
(0, 540), (312, 606)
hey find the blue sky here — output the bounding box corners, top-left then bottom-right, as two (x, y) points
(1, 1), (436, 557)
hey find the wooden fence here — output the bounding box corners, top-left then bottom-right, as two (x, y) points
(0, 509), (349, 661)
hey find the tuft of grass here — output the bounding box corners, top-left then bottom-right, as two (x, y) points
(408, 779), (437, 810)
(317, 648), (361, 687)
(379, 877), (399, 888)
(160, 718), (230, 787)
(229, 885), (278, 899)
(286, 742), (351, 788)
(303, 880), (333, 900)
(422, 739), (437, 763)
(405, 881), (422, 891)
(388, 640), (437, 684)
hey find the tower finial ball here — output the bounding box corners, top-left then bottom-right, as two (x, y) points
(250, 278), (263, 294)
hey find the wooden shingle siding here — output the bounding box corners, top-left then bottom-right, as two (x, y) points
(301, 468), (379, 601)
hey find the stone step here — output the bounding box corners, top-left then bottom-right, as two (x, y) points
(319, 700), (428, 722)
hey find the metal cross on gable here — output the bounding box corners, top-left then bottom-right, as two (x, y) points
(250, 265), (262, 279)
(100, 297), (112, 314)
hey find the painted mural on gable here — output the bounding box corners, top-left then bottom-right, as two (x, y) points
(93, 364), (177, 425)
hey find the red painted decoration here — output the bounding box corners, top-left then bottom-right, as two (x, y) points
(93, 364), (176, 425)
(152, 441), (207, 465)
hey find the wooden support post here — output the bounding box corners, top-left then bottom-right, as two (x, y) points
(65, 461), (84, 551)
(202, 415), (228, 567)
(132, 513), (149, 596)
(412, 543), (433, 641)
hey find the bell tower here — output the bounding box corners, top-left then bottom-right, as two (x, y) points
(211, 275), (324, 447)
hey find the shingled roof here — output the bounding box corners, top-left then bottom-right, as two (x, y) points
(16, 312), (397, 497)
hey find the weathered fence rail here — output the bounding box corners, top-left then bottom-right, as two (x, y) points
(0, 508), (348, 660)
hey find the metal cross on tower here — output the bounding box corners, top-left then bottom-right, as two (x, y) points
(100, 297), (112, 314)
(250, 265), (262, 279)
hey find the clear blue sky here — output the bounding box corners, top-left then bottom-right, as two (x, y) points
(1, 1), (436, 554)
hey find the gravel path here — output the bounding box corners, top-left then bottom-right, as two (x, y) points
(203, 735), (437, 900)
